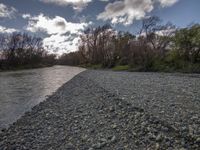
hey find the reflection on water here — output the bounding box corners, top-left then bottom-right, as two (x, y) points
(0, 66), (85, 129)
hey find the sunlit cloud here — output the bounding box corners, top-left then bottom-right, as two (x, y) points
(0, 25), (18, 33)
(25, 14), (90, 35)
(97, 0), (179, 25)
(24, 14), (92, 54)
(0, 3), (17, 18)
(40, 0), (92, 11)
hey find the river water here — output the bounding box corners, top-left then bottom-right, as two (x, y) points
(0, 66), (85, 129)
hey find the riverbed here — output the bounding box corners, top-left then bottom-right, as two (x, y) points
(0, 66), (85, 129)
(0, 70), (199, 149)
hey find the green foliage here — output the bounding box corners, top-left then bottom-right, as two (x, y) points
(58, 23), (200, 74)
(88, 64), (103, 69)
(112, 65), (130, 71)
(172, 24), (200, 63)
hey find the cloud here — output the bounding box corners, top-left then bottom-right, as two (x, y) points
(25, 14), (90, 35)
(97, 0), (154, 25)
(0, 25), (18, 33)
(43, 34), (80, 55)
(157, 0), (179, 7)
(0, 3), (17, 18)
(22, 13), (31, 19)
(40, 0), (110, 11)
(40, 0), (92, 11)
(24, 14), (91, 54)
(97, 0), (179, 25)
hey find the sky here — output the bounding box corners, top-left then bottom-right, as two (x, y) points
(0, 0), (200, 54)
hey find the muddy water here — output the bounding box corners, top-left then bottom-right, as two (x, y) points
(0, 66), (85, 129)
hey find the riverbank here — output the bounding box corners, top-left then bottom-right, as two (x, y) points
(1, 70), (200, 149)
(0, 64), (54, 72)
(82, 64), (200, 73)
(0, 66), (85, 130)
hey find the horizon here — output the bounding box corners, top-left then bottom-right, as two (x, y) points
(0, 0), (200, 55)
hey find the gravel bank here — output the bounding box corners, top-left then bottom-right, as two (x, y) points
(0, 70), (200, 149)
(81, 70), (200, 138)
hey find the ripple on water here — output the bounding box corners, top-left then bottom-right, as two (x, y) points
(0, 65), (85, 129)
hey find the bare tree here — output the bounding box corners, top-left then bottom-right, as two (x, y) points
(78, 24), (116, 67)
(140, 16), (175, 57)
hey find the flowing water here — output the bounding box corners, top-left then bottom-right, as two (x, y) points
(0, 66), (85, 129)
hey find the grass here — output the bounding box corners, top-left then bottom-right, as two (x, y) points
(78, 64), (103, 69)
(112, 65), (131, 71)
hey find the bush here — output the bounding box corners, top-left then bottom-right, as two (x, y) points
(58, 22), (200, 74)
(112, 65), (130, 71)
(89, 64), (103, 69)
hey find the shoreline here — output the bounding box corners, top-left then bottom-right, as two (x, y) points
(0, 64), (54, 73)
(0, 66), (86, 130)
(0, 70), (200, 149)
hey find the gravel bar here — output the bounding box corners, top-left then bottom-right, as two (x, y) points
(0, 70), (200, 149)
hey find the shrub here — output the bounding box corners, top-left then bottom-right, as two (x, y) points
(112, 65), (130, 71)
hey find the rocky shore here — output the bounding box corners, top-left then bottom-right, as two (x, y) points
(0, 70), (200, 149)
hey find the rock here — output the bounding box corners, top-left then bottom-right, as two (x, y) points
(100, 138), (107, 143)
(92, 142), (106, 149)
(89, 129), (95, 133)
(1, 128), (6, 132)
(196, 137), (200, 143)
(111, 135), (117, 143)
(188, 125), (194, 136)
(155, 143), (160, 150)
(111, 124), (117, 129)
(148, 132), (156, 140)
(99, 121), (104, 125)
(81, 135), (88, 141)
(1, 70), (200, 150)
(179, 148), (186, 150)
(65, 143), (75, 149)
(109, 106), (115, 112)
(156, 134), (162, 142)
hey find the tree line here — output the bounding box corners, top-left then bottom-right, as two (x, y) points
(0, 33), (56, 70)
(1, 16), (199, 73)
(59, 16), (200, 73)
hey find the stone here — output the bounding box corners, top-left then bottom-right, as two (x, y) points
(111, 124), (117, 129)
(111, 135), (117, 143)
(156, 134), (162, 142)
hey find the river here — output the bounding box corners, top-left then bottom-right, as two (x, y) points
(0, 66), (85, 129)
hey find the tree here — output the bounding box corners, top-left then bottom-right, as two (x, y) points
(140, 16), (175, 57)
(0, 32), (56, 70)
(3, 33), (45, 67)
(113, 31), (135, 65)
(78, 24), (116, 67)
(173, 24), (200, 63)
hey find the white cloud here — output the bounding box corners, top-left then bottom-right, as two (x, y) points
(22, 13), (31, 19)
(97, 0), (154, 25)
(40, 0), (110, 11)
(0, 25), (18, 33)
(97, 0), (179, 25)
(0, 3), (17, 18)
(157, 0), (179, 7)
(43, 34), (80, 55)
(25, 14), (91, 54)
(26, 14), (90, 35)
(40, 0), (92, 11)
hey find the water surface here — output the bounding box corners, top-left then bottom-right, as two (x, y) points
(0, 66), (85, 129)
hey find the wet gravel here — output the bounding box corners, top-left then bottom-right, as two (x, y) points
(0, 70), (200, 149)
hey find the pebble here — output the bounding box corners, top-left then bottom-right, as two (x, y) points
(111, 124), (117, 129)
(0, 71), (199, 150)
